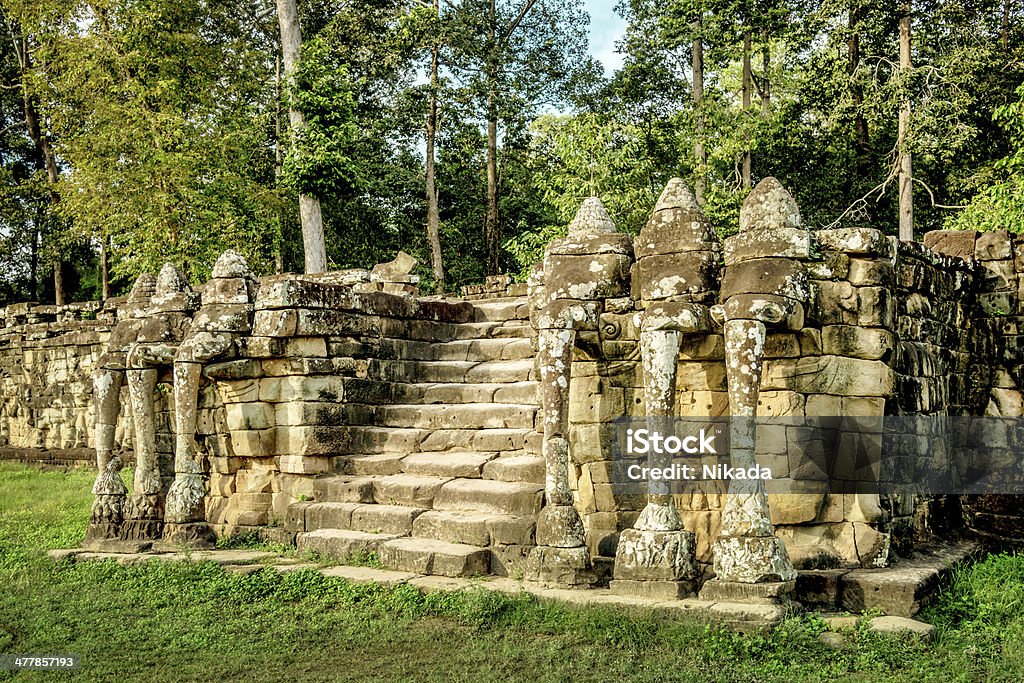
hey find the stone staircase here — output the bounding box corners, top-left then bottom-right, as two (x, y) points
(287, 297), (546, 578)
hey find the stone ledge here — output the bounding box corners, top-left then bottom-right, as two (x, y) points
(795, 540), (980, 617)
(48, 533), (973, 627)
(47, 547), (794, 632)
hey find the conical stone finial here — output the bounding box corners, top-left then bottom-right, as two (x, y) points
(654, 178), (700, 213)
(211, 249), (252, 279)
(155, 263), (191, 296)
(127, 273), (157, 304)
(567, 197), (616, 237)
(638, 177), (717, 253)
(739, 177), (801, 233)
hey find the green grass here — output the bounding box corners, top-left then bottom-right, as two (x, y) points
(1, 462), (1024, 682)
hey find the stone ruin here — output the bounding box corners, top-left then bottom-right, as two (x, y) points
(3, 178), (1024, 622)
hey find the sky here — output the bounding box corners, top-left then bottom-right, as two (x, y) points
(583, 0), (627, 76)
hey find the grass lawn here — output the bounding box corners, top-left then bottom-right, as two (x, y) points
(2, 463), (1024, 682)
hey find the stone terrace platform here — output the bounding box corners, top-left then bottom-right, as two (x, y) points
(47, 539), (977, 631)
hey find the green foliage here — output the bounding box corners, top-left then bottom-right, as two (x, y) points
(947, 84), (1024, 233)
(284, 39), (361, 199)
(503, 112), (661, 276)
(0, 0), (1023, 299)
(42, 0), (282, 282)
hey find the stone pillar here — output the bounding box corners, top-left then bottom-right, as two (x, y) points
(85, 368), (127, 545)
(527, 198), (632, 587)
(538, 325), (575, 507)
(84, 274), (155, 550)
(162, 250), (254, 548)
(611, 179), (719, 599)
(123, 263), (197, 543)
(701, 177), (807, 601)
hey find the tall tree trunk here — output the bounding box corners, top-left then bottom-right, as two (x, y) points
(741, 29), (752, 190)
(20, 45), (64, 305)
(276, 0), (328, 274)
(484, 0), (500, 275)
(760, 47), (770, 117)
(100, 237), (110, 301)
(1004, 0), (1010, 52)
(898, 1), (914, 242)
(29, 227), (38, 301)
(849, 4), (870, 171)
(274, 52), (285, 275)
(426, 0), (445, 288)
(693, 26), (706, 205)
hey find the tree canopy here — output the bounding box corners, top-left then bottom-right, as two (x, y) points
(0, 0), (1022, 304)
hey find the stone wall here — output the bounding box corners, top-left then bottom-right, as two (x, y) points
(1, 301), (119, 455)
(925, 229), (1024, 546)
(4, 209), (1024, 578)
(566, 223), (1024, 573)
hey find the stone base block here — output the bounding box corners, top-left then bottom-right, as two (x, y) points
(706, 602), (793, 633)
(81, 538), (153, 554)
(379, 538), (490, 578)
(795, 569), (849, 609)
(120, 519), (163, 543)
(866, 615), (935, 640)
(84, 523), (121, 545)
(297, 529), (398, 562)
(713, 535), (797, 583)
(610, 579), (694, 600)
(612, 528), (697, 582)
(159, 522), (216, 549)
(699, 578), (795, 605)
(526, 545), (597, 588)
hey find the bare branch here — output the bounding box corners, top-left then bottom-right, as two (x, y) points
(0, 119), (27, 137)
(504, 0), (537, 42)
(912, 177), (966, 210)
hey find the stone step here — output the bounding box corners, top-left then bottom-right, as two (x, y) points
(312, 475), (375, 504)
(349, 503), (426, 535)
(433, 478), (545, 516)
(378, 537), (490, 577)
(303, 502), (361, 532)
(401, 451), (496, 478)
(471, 299), (531, 323)
(366, 358), (536, 384)
(482, 455), (546, 484)
(300, 500), (428, 536)
(418, 428), (542, 455)
(334, 426), (541, 456)
(466, 359), (536, 383)
(337, 453), (405, 476)
(296, 528), (399, 562)
(373, 403), (537, 430)
(411, 510), (535, 547)
(340, 426), (428, 454)
(452, 321), (533, 340)
(372, 474), (452, 508)
(394, 381), (538, 406)
(399, 337), (535, 362)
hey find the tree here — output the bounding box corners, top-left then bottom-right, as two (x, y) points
(897, 0), (914, 241)
(447, 0), (598, 274)
(46, 0), (281, 282)
(277, 0), (327, 273)
(420, 0), (446, 287)
(504, 112), (660, 274)
(0, 0), (71, 304)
